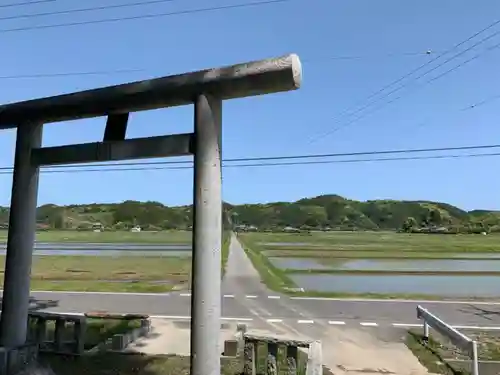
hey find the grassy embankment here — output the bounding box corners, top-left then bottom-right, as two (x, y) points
(239, 231), (500, 300)
(406, 329), (500, 375)
(0, 230), (231, 293)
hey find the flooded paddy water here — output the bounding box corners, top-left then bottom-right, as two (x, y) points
(0, 242), (192, 257)
(259, 237), (500, 297)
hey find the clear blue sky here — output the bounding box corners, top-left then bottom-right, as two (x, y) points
(0, 0), (499, 211)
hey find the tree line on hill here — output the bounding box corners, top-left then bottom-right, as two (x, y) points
(0, 195), (496, 233)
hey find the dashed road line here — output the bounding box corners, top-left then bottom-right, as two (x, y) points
(179, 293), (191, 297)
(360, 322), (378, 327)
(221, 317), (253, 322)
(297, 319), (314, 324)
(266, 318), (283, 323)
(223, 294), (235, 298)
(131, 316), (500, 330)
(245, 295), (258, 299)
(453, 325), (500, 331)
(392, 323), (420, 328)
(267, 295), (281, 299)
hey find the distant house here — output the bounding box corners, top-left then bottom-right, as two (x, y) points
(130, 225), (141, 233)
(283, 226), (300, 233)
(92, 222), (104, 232)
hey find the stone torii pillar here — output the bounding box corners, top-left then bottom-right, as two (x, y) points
(0, 53), (302, 375)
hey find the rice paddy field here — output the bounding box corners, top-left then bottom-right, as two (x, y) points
(238, 231), (500, 299)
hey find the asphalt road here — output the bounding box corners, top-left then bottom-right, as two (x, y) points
(24, 235), (500, 329)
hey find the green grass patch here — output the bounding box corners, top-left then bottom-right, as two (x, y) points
(29, 280), (174, 293)
(40, 348), (333, 375)
(41, 353), (242, 375)
(84, 318), (141, 350)
(7, 255), (190, 293)
(221, 230), (231, 277)
(265, 250), (500, 259)
(243, 231), (500, 253)
(238, 236), (296, 292)
(283, 269), (500, 276)
(406, 330), (467, 375)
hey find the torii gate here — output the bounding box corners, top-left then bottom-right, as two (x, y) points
(0, 54), (302, 375)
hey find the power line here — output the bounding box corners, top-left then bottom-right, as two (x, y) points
(0, 69), (145, 80)
(309, 29), (500, 142)
(318, 38), (500, 138)
(460, 93), (500, 111)
(0, 143), (496, 174)
(306, 17), (500, 144)
(0, 0), (292, 34)
(0, 0), (179, 22)
(2, 142), (495, 171)
(0, 50), (440, 81)
(0, 0), (54, 8)
(0, 151), (494, 175)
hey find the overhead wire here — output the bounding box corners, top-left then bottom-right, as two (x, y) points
(0, 143), (496, 174)
(0, 151), (493, 174)
(0, 0), (54, 8)
(0, 0), (293, 34)
(0, 50), (440, 81)
(0, 0), (179, 22)
(316, 37), (500, 138)
(306, 17), (500, 144)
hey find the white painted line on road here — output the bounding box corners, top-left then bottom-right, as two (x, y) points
(360, 322), (378, 327)
(392, 323), (421, 328)
(266, 319), (283, 323)
(289, 296), (500, 305)
(221, 317), (253, 322)
(223, 295), (235, 298)
(391, 322), (500, 330)
(245, 295), (258, 299)
(328, 321), (346, 325)
(267, 296), (280, 299)
(297, 320), (314, 324)
(180, 293), (191, 297)
(150, 315), (191, 320)
(452, 325), (500, 331)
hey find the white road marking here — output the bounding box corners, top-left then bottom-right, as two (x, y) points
(360, 322), (378, 327)
(180, 293), (191, 297)
(267, 295), (280, 299)
(452, 325), (500, 331)
(297, 319), (314, 324)
(392, 323), (421, 328)
(223, 295), (235, 298)
(245, 295), (258, 299)
(328, 321), (346, 325)
(26, 290), (500, 306)
(289, 296), (500, 305)
(149, 315), (191, 320)
(392, 322), (500, 330)
(266, 318), (283, 323)
(221, 317), (253, 322)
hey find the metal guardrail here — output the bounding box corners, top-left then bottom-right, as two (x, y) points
(417, 305), (479, 375)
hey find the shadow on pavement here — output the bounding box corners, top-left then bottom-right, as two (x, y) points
(40, 352), (243, 375)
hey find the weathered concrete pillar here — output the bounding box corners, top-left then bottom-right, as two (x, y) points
(190, 94), (222, 375)
(0, 122), (42, 347)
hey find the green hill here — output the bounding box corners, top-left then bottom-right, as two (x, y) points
(0, 195), (495, 233)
